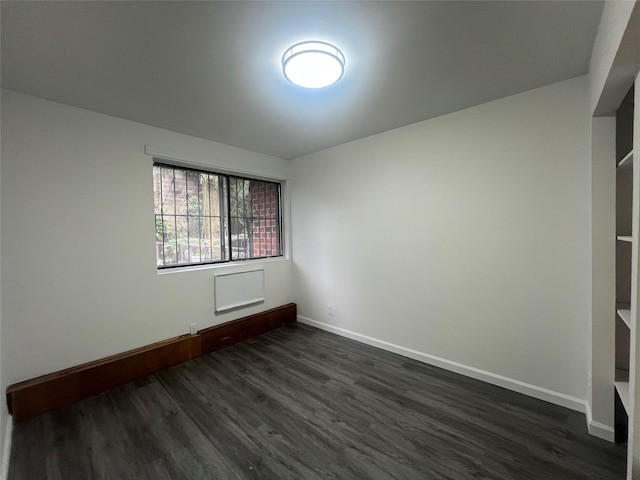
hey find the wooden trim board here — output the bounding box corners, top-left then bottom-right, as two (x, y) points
(6, 303), (296, 423)
(200, 303), (296, 355)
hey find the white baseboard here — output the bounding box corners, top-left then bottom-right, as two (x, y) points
(585, 402), (615, 442)
(1, 416), (12, 480)
(298, 315), (588, 414)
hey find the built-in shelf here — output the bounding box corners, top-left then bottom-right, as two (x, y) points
(618, 150), (634, 170)
(615, 369), (631, 414)
(617, 308), (632, 329)
(610, 84), (634, 478)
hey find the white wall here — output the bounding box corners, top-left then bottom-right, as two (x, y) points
(291, 76), (592, 406)
(0, 90), (293, 386)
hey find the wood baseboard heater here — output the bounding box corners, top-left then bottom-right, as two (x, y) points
(6, 303), (296, 423)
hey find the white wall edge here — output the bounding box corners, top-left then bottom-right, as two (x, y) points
(1, 417), (12, 480)
(145, 144), (290, 181)
(157, 257), (290, 276)
(298, 315), (588, 414)
(585, 402), (616, 442)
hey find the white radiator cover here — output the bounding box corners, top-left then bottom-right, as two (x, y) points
(214, 268), (265, 313)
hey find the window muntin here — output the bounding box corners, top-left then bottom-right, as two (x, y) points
(153, 162), (282, 268)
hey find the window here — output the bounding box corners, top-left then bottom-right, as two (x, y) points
(153, 162), (283, 268)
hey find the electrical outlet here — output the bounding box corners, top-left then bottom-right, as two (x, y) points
(189, 323), (198, 335)
(328, 303), (334, 316)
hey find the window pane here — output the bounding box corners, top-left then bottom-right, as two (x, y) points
(186, 170), (200, 219)
(246, 179), (281, 258)
(159, 215), (177, 266)
(155, 214), (165, 265)
(153, 166), (163, 215)
(160, 167), (176, 214)
(174, 169), (188, 215)
(229, 177), (238, 218)
(229, 177), (253, 260)
(175, 215), (190, 265)
(201, 216), (223, 263)
(202, 174), (219, 216)
(230, 217), (248, 260)
(220, 177), (229, 261)
(153, 163), (281, 267)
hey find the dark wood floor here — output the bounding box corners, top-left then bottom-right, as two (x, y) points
(9, 323), (625, 479)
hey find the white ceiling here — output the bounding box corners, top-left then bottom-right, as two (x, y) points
(1, 1), (603, 160)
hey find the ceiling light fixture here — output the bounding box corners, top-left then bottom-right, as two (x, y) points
(282, 41), (345, 89)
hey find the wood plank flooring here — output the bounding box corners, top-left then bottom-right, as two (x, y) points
(9, 323), (626, 479)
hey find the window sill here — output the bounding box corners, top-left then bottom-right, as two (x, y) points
(156, 256), (289, 275)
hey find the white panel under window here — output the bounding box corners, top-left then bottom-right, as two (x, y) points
(214, 268), (264, 313)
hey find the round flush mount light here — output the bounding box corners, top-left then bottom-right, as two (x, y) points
(282, 41), (345, 89)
